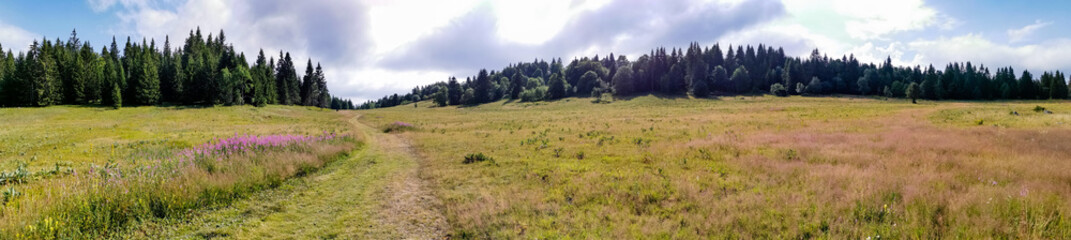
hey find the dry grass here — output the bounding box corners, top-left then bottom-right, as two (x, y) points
(361, 95), (1071, 239)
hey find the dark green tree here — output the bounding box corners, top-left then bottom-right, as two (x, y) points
(474, 69), (493, 104)
(612, 65), (635, 96)
(711, 65), (729, 92)
(906, 82), (920, 104)
(300, 59), (316, 106)
(770, 83), (788, 97)
(447, 77), (461, 105)
(547, 73), (570, 100)
(110, 78), (121, 109)
(509, 72), (526, 99)
(730, 66), (750, 94)
(1050, 71), (1067, 99)
(1018, 70), (1036, 99)
(315, 64), (330, 108)
(858, 69), (876, 95)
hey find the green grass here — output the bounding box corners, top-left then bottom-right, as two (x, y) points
(122, 111), (444, 239)
(361, 95), (1071, 239)
(0, 105), (350, 172)
(0, 105), (358, 239)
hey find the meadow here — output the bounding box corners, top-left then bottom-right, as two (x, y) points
(360, 95), (1071, 239)
(0, 106), (359, 239)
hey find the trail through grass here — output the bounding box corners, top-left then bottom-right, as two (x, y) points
(361, 95), (1071, 239)
(131, 111), (447, 239)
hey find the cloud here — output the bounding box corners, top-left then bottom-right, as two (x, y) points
(96, 0), (374, 100)
(907, 33), (1071, 73)
(88, 0), (152, 12)
(381, 0), (786, 75)
(834, 0), (938, 40)
(0, 20), (37, 53)
(1007, 20), (1052, 44)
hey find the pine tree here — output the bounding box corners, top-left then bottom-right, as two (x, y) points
(275, 52), (291, 104)
(447, 77), (461, 105)
(510, 72), (526, 99)
(300, 59), (315, 106)
(29, 40), (59, 106)
(474, 69), (493, 103)
(1052, 71), (1068, 99)
(110, 78), (122, 109)
(1018, 70), (1035, 99)
(315, 63), (330, 108)
(134, 41), (160, 105)
(921, 65), (938, 100)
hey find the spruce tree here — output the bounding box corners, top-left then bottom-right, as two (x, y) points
(447, 77), (462, 105)
(110, 79), (121, 109)
(315, 64), (330, 108)
(1018, 70), (1035, 99)
(300, 59), (315, 106)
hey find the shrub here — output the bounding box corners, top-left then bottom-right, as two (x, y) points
(383, 121), (416, 133)
(520, 86), (548, 102)
(770, 83), (789, 97)
(593, 93), (614, 104)
(1034, 105), (1047, 112)
(433, 90), (448, 107)
(463, 153), (493, 164)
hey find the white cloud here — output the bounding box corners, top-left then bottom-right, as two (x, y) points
(835, 0), (937, 40)
(0, 20), (37, 53)
(1007, 20), (1052, 44)
(907, 33), (1071, 73)
(88, 0), (153, 12)
(781, 0), (942, 41)
(99, 0), (375, 101)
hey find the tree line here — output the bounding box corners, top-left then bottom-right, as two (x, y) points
(361, 42), (1070, 109)
(0, 28), (356, 109)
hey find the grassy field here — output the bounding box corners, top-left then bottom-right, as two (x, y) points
(122, 111), (447, 239)
(3, 97), (1070, 239)
(0, 106), (359, 238)
(360, 95), (1071, 239)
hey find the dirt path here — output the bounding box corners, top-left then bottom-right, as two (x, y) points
(135, 112), (448, 239)
(356, 113), (450, 239)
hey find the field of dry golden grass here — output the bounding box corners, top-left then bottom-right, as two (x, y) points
(361, 95), (1071, 239)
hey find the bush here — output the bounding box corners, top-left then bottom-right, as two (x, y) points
(463, 153), (493, 164)
(1034, 105), (1047, 112)
(593, 93), (614, 104)
(770, 83), (789, 97)
(383, 121), (416, 133)
(520, 86), (548, 102)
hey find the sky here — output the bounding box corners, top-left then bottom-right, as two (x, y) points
(1, 0), (1069, 102)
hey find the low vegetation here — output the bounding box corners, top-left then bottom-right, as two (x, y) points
(0, 105), (358, 238)
(362, 95), (1071, 238)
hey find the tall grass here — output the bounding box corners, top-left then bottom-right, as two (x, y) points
(362, 95), (1071, 238)
(0, 133), (357, 239)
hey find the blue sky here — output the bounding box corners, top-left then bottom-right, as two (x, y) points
(1, 0), (1069, 102)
